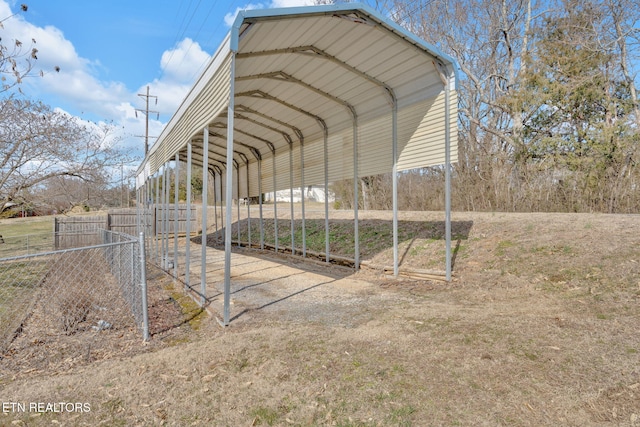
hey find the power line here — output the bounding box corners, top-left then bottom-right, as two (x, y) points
(135, 86), (159, 155)
(173, 0), (220, 82)
(159, 0), (204, 80)
(188, 0), (245, 82)
(383, 0), (437, 28)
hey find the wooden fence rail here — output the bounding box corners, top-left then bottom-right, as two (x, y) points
(54, 205), (197, 249)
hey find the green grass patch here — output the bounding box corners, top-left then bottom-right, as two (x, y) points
(0, 217), (52, 237)
(164, 283), (207, 331)
(530, 245), (573, 256)
(0, 218), (55, 257)
(0, 260), (47, 333)
(250, 406), (280, 426)
(0, 260), (48, 286)
(386, 404), (416, 426)
(495, 240), (515, 257)
(231, 217), (462, 263)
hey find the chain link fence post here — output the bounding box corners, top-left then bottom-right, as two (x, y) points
(139, 232), (149, 341)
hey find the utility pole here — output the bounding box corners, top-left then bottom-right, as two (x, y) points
(121, 163), (124, 208)
(135, 86), (159, 155)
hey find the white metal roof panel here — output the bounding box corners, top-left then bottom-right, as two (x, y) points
(138, 3), (459, 196)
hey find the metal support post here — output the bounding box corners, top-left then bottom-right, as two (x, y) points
(200, 127), (209, 307)
(147, 180), (152, 254)
(185, 142), (193, 289)
(223, 52), (236, 326)
(445, 74), (452, 281)
(236, 167), (241, 245)
(144, 181), (149, 249)
(163, 165), (169, 268)
(246, 162), (251, 248)
(173, 154), (179, 279)
(392, 102), (399, 277)
(154, 173), (160, 265)
(323, 129), (330, 263)
(272, 152), (279, 253)
(136, 187), (141, 235)
(258, 159), (264, 250)
(219, 169), (224, 242)
(160, 167), (165, 267)
(213, 173), (219, 241)
(300, 141), (306, 257)
(289, 144), (295, 255)
(353, 119), (360, 270)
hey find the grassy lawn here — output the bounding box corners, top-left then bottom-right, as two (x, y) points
(1, 211), (639, 426)
(0, 259), (47, 351)
(0, 216), (52, 237)
(0, 218), (54, 346)
(0, 217), (54, 258)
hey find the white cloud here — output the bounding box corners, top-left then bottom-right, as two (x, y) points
(270, 0), (316, 7)
(159, 38), (211, 84)
(146, 80), (192, 116)
(0, 0), (315, 161)
(0, 2), (134, 126)
(40, 70), (130, 118)
(0, 4), (85, 80)
(0, 1), (211, 159)
(151, 38), (212, 117)
(130, 39), (212, 156)
(224, 3), (264, 27)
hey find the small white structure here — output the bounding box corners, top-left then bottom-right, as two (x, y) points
(264, 186), (334, 203)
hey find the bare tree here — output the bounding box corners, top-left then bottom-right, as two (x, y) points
(0, 4), (59, 94)
(0, 98), (133, 215)
(376, 0), (553, 210)
(601, 0), (640, 127)
(323, 0), (640, 212)
(380, 0), (640, 213)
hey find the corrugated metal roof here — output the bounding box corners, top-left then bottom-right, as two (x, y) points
(137, 3), (458, 194)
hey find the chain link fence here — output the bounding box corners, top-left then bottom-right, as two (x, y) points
(0, 230), (148, 355)
(0, 232), (58, 258)
(0, 230), (110, 258)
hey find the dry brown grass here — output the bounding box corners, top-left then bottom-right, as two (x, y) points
(0, 211), (639, 426)
(55, 289), (94, 334)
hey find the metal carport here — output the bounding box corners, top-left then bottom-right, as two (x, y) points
(136, 3), (458, 326)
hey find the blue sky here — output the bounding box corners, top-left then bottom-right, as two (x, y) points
(0, 0), (318, 165)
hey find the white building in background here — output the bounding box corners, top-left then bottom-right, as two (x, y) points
(263, 186), (335, 203)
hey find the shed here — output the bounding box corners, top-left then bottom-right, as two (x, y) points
(136, 3), (458, 325)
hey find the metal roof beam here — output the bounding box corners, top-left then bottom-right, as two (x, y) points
(189, 149), (227, 167)
(189, 140), (241, 170)
(191, 135), (250, 164)
(237, 71), (357, 119)
(208, 129), (262, 159)
(233, 106), (303, 146)
(236, 45), (396, 105)
(236, 90), (328, 142)
(237, 152), (249, 165)
(190, 152), (228, 171)
(210, 121), (275, 156)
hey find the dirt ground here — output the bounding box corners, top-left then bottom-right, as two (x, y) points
(1, 210), (639, 426)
